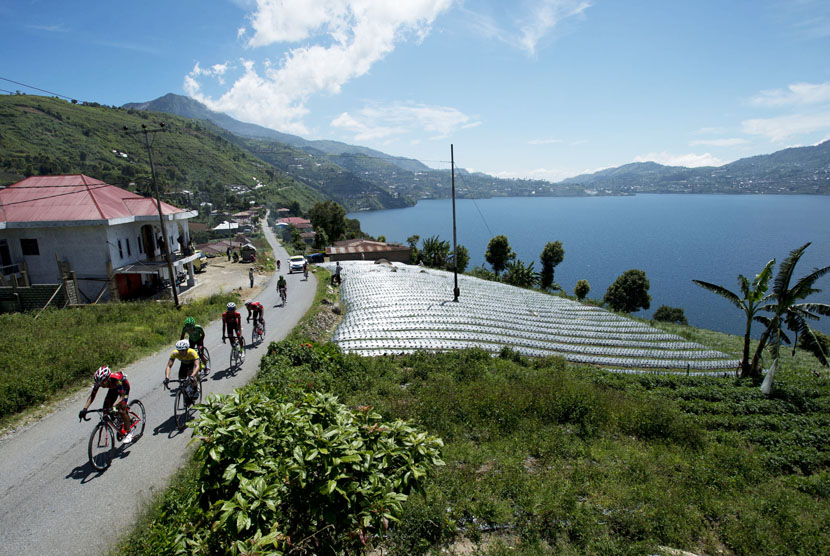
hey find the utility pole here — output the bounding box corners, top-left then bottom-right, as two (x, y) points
(451, 144), (460, 302)
(125, 123), (180, 307)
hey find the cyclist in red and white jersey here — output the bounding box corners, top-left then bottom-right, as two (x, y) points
(78, 365), (134, 443)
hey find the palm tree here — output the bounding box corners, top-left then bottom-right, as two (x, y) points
(693, 259), (775, 378)
(752, 243), (830, 382)
(504, 260), (538, 288)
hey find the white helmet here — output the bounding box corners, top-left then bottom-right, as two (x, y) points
(244, 299), (252, 306)
(227, 302), (236, 310)
(175, 339), (190, 351)
(94, 365), (111, 384)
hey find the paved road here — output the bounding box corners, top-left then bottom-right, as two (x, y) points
(0, 221), (317, 556)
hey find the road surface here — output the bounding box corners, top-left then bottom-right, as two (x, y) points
(0, 222), (317, 556)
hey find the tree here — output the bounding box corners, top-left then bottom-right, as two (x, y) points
(653, 305), (688, 325)
(312, 226), (329, 250)
(485, 235), (515, 277)
(407, 235), (420, 263)
(539, 241), (565, 290)
(309, 200), (347, 242)
(751, 243), (830, 383)
(447, 245), (470, 274)
(603, 269), (651, 313)
(693, 259), (775, 377)
(574, 279), (591, 300)
(377, 235), (386, 243)
(504, 260), (538, 288)
(420, 235), (451, 268)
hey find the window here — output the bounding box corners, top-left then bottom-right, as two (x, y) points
(126, 238), (131, 257)
(20, 238), (39, 256)
(138, 235), (143, 254)
(118, 239), (123, 259)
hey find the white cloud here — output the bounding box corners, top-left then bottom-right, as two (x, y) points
(633, 152), (724, 167)
(464, 0), (591, 55)
(528, 138), (564, 145)
(741, 112), (830, 142)
(186, 0), (452, 133)
(689, 138), (748, 147)
(331, 103), (480, 141)
(750, 82), (830, 107)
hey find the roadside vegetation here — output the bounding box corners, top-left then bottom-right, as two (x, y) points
(119, 275), (830, 555)
(0, 293), (237, 424)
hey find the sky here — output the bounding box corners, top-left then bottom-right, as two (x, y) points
(2, 0), (830, 181)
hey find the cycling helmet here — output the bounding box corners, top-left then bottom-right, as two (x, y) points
(184, 316), (195, 328)
(244, 300), (253, 306)
(227, 302), (236, 310)
(94, 365), (111, 384)
(175, 339), (190, 351)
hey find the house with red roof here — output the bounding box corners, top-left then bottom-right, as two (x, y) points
(0, 175), (198, 303)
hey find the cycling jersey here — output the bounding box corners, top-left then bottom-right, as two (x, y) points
(181, 324), (205, 344)
(93, 372), (130, 407)
(222, 310), (242, 331)
(169, 348), (200, 379)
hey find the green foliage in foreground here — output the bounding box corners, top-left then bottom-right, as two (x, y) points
(0, 293), (237, 421)
(123, 338), (830, 555)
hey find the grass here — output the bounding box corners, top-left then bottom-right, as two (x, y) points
(0, 292), (238, 425)
(117, 280), (830, 555)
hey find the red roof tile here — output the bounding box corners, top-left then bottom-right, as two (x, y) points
(0, 175), (186, 225)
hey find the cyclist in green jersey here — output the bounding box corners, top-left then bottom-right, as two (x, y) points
(181, 317), (208, 369)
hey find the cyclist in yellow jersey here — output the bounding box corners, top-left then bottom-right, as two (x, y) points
(163, 339), (202, 393)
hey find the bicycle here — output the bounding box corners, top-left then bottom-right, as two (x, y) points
(279, 286), (287, 305)
(252, 320), (266, 344)
(198, 345), (211, 378)
(226, 334), (246, 369)
(81, 400), (146, 471)
(166, 377), (202, 431)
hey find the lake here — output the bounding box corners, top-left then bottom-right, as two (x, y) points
(348, 194), (830, 337)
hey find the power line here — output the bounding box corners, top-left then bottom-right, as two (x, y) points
(0, 76), (77, 102)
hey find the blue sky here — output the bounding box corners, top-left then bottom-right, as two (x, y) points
(2, 0), (830, 180)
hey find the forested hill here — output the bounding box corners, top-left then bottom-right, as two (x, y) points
(559, 140), (830, 194)
(0, 94), (407, 213)
(122, 94), (588, 204)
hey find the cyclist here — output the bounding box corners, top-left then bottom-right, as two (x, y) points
(180, 316), (208, 370)
(277, 275), (287, 302)
(79, 366), (134, 443)
(276, 259), (281, 270)
(222, 301), (245, 352)
(303, 260), (309, 279)
(164, 339), (202, 396)
(244, 299), (265, 328)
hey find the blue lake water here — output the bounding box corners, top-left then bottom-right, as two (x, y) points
(348, 194), (830, 337)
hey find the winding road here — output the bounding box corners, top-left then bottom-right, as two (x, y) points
(0, 221), (317, 556)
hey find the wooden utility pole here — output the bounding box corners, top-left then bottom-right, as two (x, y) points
(125, 123), (180, 307)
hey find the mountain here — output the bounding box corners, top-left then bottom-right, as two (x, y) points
(560, 141), (830, 194)
(123, 94), (429, 173)
(0, 94), (324, 213)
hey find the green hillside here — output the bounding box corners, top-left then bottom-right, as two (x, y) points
(0, 94), (324, 214)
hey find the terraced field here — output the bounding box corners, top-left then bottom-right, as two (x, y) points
(324, 261), (740, 374)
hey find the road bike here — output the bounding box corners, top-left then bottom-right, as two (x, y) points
(198, 345), (211, 378)
(166, 376), (202, 431)
(82, 400), (146, 471)
(252, 320), (266, 344)
(279, 286), (287, 305)
(227, 334), (246, 369)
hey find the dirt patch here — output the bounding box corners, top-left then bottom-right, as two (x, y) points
(179, 257), (272, 303)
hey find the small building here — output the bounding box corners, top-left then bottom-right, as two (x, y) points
(276, 216), (313, 230)
(0, 174), (198, 306)
(326, 239), (410, 263)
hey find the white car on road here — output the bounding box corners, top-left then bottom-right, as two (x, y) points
(288, 255), (306, 273)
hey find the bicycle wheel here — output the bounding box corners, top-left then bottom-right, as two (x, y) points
(201, 347), (211, 377)
(88, 422), (115, 471)
(128, 400), (146, 441)
(174, 389), (192, 431)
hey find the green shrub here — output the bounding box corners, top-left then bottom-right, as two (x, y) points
(653, 305), (688, 325)
(180, 389), (444, 555)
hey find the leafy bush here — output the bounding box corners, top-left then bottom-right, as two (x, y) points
(182, 390), (444, 555)
(653, 305), (688, 325)
(574, 279), (590, 300)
